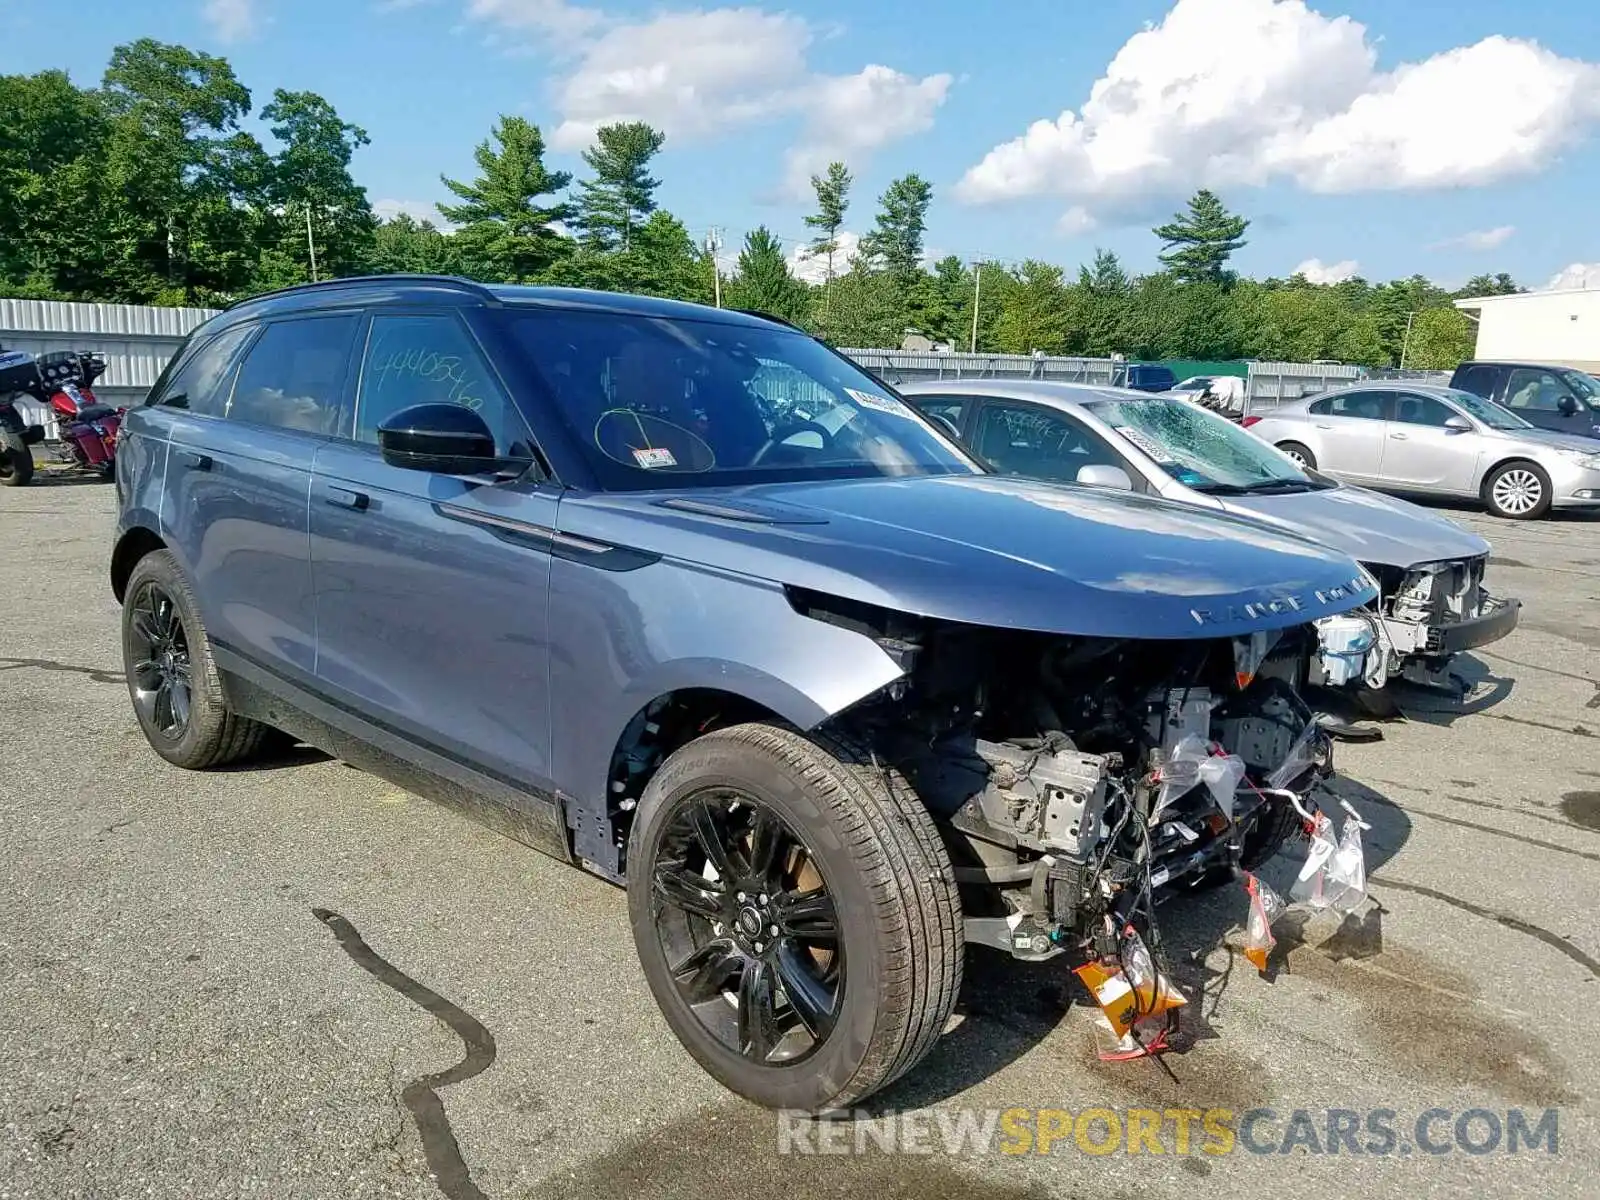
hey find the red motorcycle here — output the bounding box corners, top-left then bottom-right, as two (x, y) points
(0, 348), (124, 485)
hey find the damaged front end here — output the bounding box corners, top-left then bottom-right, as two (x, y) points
(1307, 554), (1521, 690)
(802, 591), (1369, 1056)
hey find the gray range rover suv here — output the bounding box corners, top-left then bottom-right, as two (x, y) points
(113, 276), (1377, 1111)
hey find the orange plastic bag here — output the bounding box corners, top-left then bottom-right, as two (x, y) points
(1243, 873), (1285, 971)
(1074, 929), (1186, 1040)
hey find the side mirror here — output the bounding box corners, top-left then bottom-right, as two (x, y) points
(1443, 415), (1472, 433)
(1558, 396), (1580, 417)
(378, 403), (498, 474)
(1076, 463), (1135, 491)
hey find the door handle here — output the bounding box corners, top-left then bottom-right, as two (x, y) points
(179, 451), (212, 470)
(1389, 432), (1408, 440)
(1314, 423), (1333, 429)
(324, 486), (369, 511)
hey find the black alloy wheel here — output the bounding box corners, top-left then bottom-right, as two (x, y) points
(126, 581), (193, 740)
(649, 788), (843, 1066)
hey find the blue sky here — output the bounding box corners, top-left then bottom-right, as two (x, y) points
(5, 0), (1599, 288)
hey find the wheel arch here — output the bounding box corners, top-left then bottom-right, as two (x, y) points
(111, 524), (167, 603)
(1478, 455), (1549, 498)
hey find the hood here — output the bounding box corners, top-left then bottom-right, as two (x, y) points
(1214, 484), (1490, 570)
(556, 474), (1378, 640)
(1505, 427), (1600, 453)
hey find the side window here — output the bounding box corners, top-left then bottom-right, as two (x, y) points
(1454, 365), (1497, 399)
(1504, 368), (1568, 413)
(357, 314), (530, 454)
(154, 324), (255, 416)
(1318, 391), (1390, 421)
(227, 316), (357, 436)
(1393, 394), (1456, 427)
(973, 401), (1126, 482)
(906, 395), (968, 437)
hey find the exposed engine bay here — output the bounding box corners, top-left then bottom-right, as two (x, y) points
(782, 590), (1344, 965)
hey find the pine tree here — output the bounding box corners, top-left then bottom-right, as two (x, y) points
(438, 115), (572, 282)
(860, 173), (933, 280)
(726, 226), (810, 325)
(802, 162), (852, 290)
(575, 121), (666, 252)
(1152, 190), (1249, 284)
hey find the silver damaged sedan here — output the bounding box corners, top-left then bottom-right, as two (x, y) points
(898, 379), (1521, 692)
(1242, 382), (1600, 521)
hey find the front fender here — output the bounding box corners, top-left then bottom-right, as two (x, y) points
(547, 555), (904, 812)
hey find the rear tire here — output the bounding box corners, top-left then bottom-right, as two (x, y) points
(1277, 441), (1316, 470)
(1482, 460), (1551, 520)
(627, 722), (962, 1112)
(122, 549), (272, 769)
(0, 433), (33, 486)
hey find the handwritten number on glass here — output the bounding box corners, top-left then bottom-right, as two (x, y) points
(370, 340), (487, 411)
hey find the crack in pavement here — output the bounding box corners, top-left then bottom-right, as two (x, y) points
(313, 908), (496, 1200)
(1370, 877), (1600, 980)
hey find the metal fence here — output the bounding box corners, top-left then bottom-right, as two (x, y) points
(0, 298), (217, 438)
(841, 348), (1120, 387)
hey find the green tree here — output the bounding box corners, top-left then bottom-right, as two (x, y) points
(1405, 307), (1476, 369)
(1153, 189), (1249, 284)
(812, 266), (901, 348)
(1455, 272), (1522, 298)
(439, 115), (572, 282)
(725, 226), (810, 324)
(859, 173), (933, 280)
(369, 214), (463, 276)
(1072, 249), (1132, 355)
(991, 260), (1069, 355)
(802, 161), (852, 295)
(0, 70), (113, 298)
(259, 89), (374, 283)
(99, 38), (262, 302)
(575, 121), (665, 252)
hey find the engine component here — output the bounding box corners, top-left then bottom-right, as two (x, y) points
(956, 738), (1112, 860)
(1215, 691), (1300, 773)
(1146, 687), (1214, 762)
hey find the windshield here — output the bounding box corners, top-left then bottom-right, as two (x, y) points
(1560, 369), (1600, 406)
(1441, 386), (1533, 430)
(501, 310), (979, 490)
(1084, 396), (1326, 494)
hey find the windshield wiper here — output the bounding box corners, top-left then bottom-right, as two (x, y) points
(1198, 478), (1325, 496)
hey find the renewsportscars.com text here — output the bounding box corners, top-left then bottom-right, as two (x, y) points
(777, 1106), (1560, 1158)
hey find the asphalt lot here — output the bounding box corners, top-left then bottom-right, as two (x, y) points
(3, 473), (1599, 1200)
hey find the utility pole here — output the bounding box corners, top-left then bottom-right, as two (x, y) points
(705, 228), (723, 307)
(970, 259), (984, 353)
(1399, 310), (1416, 369)
(305, 203), (320, 283)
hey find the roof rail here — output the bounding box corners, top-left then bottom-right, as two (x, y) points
(225, 274), (499, 310)
(730, 308), (813, 334)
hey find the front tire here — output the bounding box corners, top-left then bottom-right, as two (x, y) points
(627, 723), (962, 1112)
(0, 433), (33, 486)
(1277, 441), (1316, 470)
(122, 550), (272, 769)
(1483, 460), (1552, 520)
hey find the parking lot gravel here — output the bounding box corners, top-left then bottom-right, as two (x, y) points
(3, 475), (1598, 1199)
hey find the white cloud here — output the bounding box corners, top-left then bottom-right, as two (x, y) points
(549, 8), (811, 150)
(787, 230), (863, 284)
(465, 0), (603, 43)
(201, 0), (257, 42)
(955, 0), (1600, 223)
(466, 4), (949, 180)
(1293, 257), (1360, 283)
(782, 65), (953, 197)
(374, 197), (453, 227)
(1546, 262), (1600, 290)
(1429, 225), (1516, 251)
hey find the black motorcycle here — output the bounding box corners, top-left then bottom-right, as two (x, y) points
(0, 348), (48, 487)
